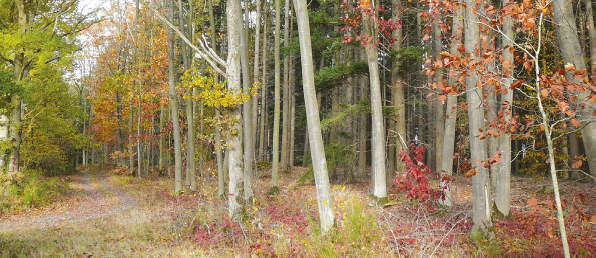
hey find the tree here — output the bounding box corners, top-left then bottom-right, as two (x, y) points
(167, 0), (183, 193)
(464, 0), (491, 233)
(226, 0), (245, 220)
(361, 1), (387, 202)
(271, 0), (282, 191)
(293, 0), (335, 232)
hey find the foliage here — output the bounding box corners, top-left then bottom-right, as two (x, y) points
(321, 99), (369, 131)
(0, 169), (69, 215)
(396, 143), (447, 211)
(314, 61), (368, 92)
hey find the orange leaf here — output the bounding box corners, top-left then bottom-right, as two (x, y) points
(571, 118), (580, 127)
(572, 159), (582, 169)
(528, 198), (538, 207)
(464, 170), (477, 178)
(564, 63), (576, 71)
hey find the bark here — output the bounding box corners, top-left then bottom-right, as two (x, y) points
(552, 0), (596, 180)
(227, 0), (245, 220)
(167, 0), (183, 193)
(159, 105), (165, 172)
(179, 0), (196, 191)
(0, 115), (8, 171)
(293, 0), (335, 232)
(272, 0), (282, 190)
(258, 6), (269, 161)
(207, 0), (225, 197)
(464, 0), (491, 233)
(391, 0), (406, 176)
(432, 16), (445, 173)
(358, 48), (368, 178)
(438, 3), (463, 207)
(252, 0), (262, 158)
(241, 3), (254, 203)
(588, 0), (596, 75)
(364, 10), (387, 201)
(280, 0), (292, 172)
(289, 57), (296, 167)
(495, 0), (514, 216)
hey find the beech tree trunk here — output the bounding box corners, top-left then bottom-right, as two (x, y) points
(439, 0), (463, 207)
(391, 0), (406, 176)
(0, 115), (7, 171)
(167, 0), (183, 193)
(495, 0), (514, 216)
(464, 0), (491, 233)
(226, 0), (245, 220)
(432, 16), (444, 172)
(293, 0), (335, 232)
(358, 48), (368, 178)
(552, 0), (596, 180)
(280, 0), (292, 172)
(258, 8), (269, 161)
(363, 9), (387, 201)
(240, 3), (254, 203)
(271, 0), (282, 190)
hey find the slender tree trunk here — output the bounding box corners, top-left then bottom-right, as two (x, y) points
(227, 0), (245, 220)
(271, 0), (282, 190)
(280, 0), (292, 172)
(168, 0), (183, 193)
(494, 0), (514, 216)
(552, 0), (596, 181)
(289, 56), (296, 167)
(241, 2), (254, 203)
(258, 6), (269, 161)
(252, 0), (262, 158)
(391, 0), (406, 176)
(363, 9), (387, 201)
(0, 115), (8, 172)
(464, 0), (491, 233)
(293, 0), (335, 232)
(432, 16), (445, 173)
(358, 48), (368, 178)
(588, 0), (596, 76)
(438, 2), (462, 207)
(159, 104), (165, 172)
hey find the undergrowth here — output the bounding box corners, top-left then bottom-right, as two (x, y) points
(0, 169), (69, 215)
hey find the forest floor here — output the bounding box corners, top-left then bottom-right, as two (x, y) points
(0, 165), (594, 257)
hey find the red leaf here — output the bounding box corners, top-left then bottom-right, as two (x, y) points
(528, 198), (538, 207)
(571, 118), (580, 127)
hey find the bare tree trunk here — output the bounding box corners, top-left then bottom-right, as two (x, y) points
(358, 48), (368, 178)
(0, 115), (8, 172)
(271, 0), (282, 190)
(252, 0), (262, 155)
(464, 0), (491, 233)
(588, 0), (596, 75)
(293, 0), (335, 232)
(552, 0), (596, 180)
(438, 3), (462, 207)
(289, 57), (296, 167)
(241, 2), (254, 203)
(167, 0), (183, 193)
(227, 0), (245, 220)
(159, 104), (165, 172)
(258, 6), (269, 161)
(495, 0), (514, 216)
(363, 9), (387, 202)
(391, 0), (406, 176)
(280, 0), (292, 172)
(432, 16), (444, 172)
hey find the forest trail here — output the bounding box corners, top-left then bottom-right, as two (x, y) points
(0, 172), (136, 233)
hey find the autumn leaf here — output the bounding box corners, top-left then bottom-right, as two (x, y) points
(571, 159), (582, 169)
(564, 62), (576, 71)
(360, 0), (370, 8)
(571, 118), (580, 127)
(464, 170), (477, 178)
(440, 51), (451, 57)
(528, 198), (538, 207)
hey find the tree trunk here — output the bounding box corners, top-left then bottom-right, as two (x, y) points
(179, 0), (196, 191)
(226, 0), (245, 220)
(280, 0), (292, 172)
(358, 48), (368, 178)
(391, 0), (406, 176)
(241, 2), (254, 203)
(0, 115), (8, 172)
(432, 16), (445, 173)
(252, 0), (262, 155)
(159, 104), (166, 172)
(552, 0), (596, 181)
(588, 0), (596, 76)
(258, 6), (269, 161)
(464, 0), (491, 233)
(167, 0), (183, 193)
(364, 10), (387, 201)
(271, 0), (282, 190)
(494, 0), (514, 216)
(293, 0), (335, 232)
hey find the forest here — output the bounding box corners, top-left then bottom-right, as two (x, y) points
(0, 0), (594, 256)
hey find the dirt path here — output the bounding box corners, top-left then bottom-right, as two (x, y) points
(0, 172), (136, 233)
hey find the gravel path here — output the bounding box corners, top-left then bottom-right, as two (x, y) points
(0, 172), (137, 233)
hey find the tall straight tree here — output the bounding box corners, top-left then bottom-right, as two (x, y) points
(439, 2), (463, 207)
(391, 0), (406, 176)
(293, 0), (335, 232)
(226, 0), (245, 220)
(362, 2), (387, 202)
(551, 0), (596, 179)
(167, 0), (183, 193)
(240, 2), (254, 203)
(464, 0), (491, 232)
(271, 0), (282, 191)
(494, 0), (514, 216)
(280, 0), (292, 172)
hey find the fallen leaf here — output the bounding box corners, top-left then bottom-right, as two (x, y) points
(528, 198), (538, 207)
